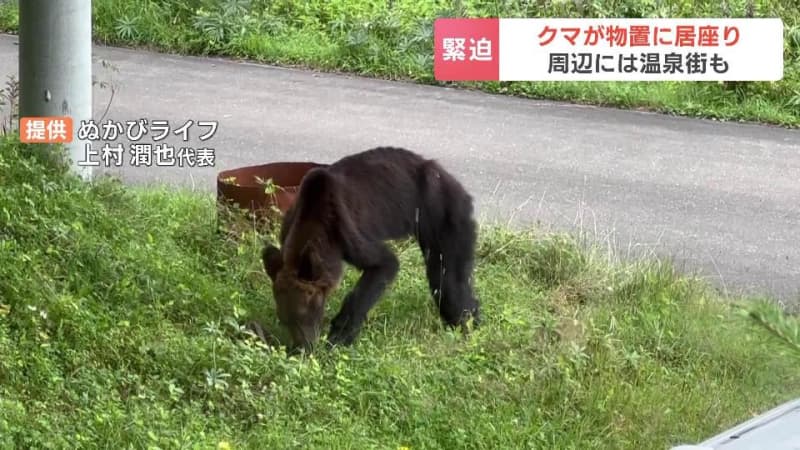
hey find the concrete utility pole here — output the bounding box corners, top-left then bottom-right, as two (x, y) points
(19, 0), (93, 180)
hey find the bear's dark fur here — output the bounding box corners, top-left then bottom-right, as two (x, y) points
(262, 146), (481, 350)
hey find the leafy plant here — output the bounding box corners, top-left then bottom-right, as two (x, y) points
(192, 0), (260, 50)
(745, 300), (800, 360)
(255, 175), (285, 217)
(114, 14), (139, 40)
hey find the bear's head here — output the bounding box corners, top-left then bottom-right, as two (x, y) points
(262, 243), (338, 351)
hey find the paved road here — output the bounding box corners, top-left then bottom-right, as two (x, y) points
(2, 34), (798, 304)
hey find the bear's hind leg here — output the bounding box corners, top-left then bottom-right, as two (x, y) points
(418, 216), (481, 330)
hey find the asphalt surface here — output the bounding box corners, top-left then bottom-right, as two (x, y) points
(2, 34), (798, 304)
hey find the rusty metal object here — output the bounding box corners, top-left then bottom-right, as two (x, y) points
(217, 161), (325, 217)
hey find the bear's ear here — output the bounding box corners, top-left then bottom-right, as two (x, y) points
(262, 244), (283, 282)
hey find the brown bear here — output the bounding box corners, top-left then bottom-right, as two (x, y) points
(261, 146), (481, 351)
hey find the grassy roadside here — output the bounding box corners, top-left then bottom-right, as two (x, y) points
(0, 0), (799, 127)
(1, 134), (799, 449)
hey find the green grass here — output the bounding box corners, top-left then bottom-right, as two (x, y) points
(1, 134), (800, 449)
(1, 0), (799, 127)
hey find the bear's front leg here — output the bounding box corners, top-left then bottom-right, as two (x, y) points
(327, 309), (362, 347)
(327, 242), (399, 347)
